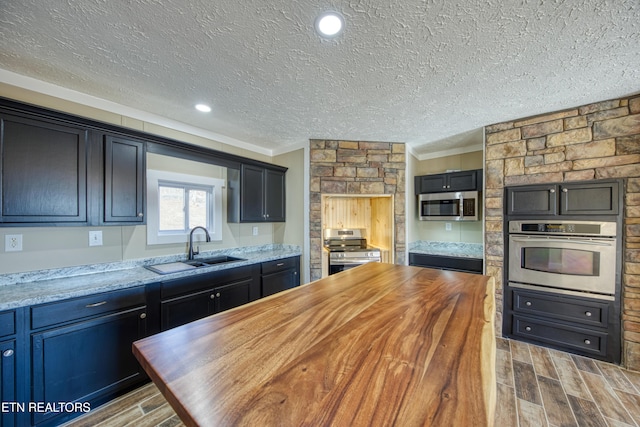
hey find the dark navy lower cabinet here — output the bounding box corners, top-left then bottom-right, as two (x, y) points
(29, 289), (148, 427)
(1, 339), (17, 427)
(261, 256), (300, 297)
(160, 265), (260, 331)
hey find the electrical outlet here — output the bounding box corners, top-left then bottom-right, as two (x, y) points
(5, 234), (23, 252)
(89, 230), (103, 247)
(252, 226), (259, 236)
(445, 223), (452, 231)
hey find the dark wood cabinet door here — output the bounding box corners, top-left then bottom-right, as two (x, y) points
(448, 170), (477, 191)
(161, 289), (215, 330)
(240, 164), (265, 222)
(506, 185), (558, 216)
(417, 174), (448, 193)
(560, 181), (619, 215)
(215, 279), (252, 312)
(262, 269), (297, 297)
(0, 339), (17, 427)
(264, 169), (285, 221)
(0, 114), (88, 223)
(31, 307), (147, 426)
(103, 135), (145, 223)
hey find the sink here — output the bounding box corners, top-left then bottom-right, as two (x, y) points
(186, 255), (245, 266)
(146, 256), (246, 275)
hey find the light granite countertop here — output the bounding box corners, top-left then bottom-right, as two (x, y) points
(409, 241), (483, 259)
(0, 244), (301, 311)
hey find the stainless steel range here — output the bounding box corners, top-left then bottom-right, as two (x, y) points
(324, 228), (381, 275)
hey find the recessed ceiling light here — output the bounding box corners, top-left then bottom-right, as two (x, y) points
(315, 11), (344, 38)
(195, 104), (211, 113)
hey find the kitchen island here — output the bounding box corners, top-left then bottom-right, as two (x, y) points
(133, 263), (496, 426)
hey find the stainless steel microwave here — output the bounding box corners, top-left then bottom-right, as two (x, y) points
(418, 191), (480, 221)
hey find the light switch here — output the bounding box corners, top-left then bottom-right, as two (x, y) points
(89, 230), (103, 246)
(445, 223), (452, 231)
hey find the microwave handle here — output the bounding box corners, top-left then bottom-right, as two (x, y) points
(510, 237), (614, 246)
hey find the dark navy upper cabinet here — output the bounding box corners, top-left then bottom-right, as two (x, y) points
(227, 164), (286, 223)
(506, 180), (620, 217)
(415, 169), (481, 194)
(0, 113), (89, 224)
(506, 184), (558, 216)
(102, 135), (145, 224)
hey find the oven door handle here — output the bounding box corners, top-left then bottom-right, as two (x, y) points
(509, 237), (614, 246)
(330, 259), (380, 265)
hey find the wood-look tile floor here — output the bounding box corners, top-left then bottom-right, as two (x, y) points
(64, 337), (640, 427)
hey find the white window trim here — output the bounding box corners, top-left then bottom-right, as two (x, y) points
(147, 169), (224, 245)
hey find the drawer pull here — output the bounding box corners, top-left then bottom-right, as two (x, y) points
(2, 349), (14, 358)
(584, 339), (591, 345)
(525, 301), (532, 307)
(85, 301), (108, 308)
(276, 263), (284, 267)
(525, 326), (532, 332)
(585, 311), (592, 317)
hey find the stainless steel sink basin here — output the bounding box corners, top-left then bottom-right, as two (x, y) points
(185, 256), (245, 266)
(146, 256), (246, 275)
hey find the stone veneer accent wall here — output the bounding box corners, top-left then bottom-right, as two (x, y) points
(484, 95), (640, 371)
(309, 140), (406, 281)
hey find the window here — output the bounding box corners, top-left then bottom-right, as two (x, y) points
(147, 169), (223, 245)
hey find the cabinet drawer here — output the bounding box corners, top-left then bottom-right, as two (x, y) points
(262, 257), (297, 275)
(31, 286), (145, 329)
(512, 289), (608, 328)
(0, 310), (15, 338)
(513, 315), (607, 357)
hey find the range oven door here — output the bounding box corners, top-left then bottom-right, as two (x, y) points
(328, 257), (380, 275)
(509, 235), (616, 295)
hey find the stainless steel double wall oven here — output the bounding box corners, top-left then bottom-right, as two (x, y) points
(503, 179), (623, 364)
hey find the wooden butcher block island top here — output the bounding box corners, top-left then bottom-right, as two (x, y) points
(133, 263), (496, 427)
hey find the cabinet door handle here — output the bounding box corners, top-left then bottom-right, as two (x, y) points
(210, 294), (216, 300)
(140, 313), (147, 319)
(138, 212), (144, 217)
(85, 301), (107, 308)
(562, 188), (568, 193)
(2, 349), (14, 358)
(549, 188), (555, 193)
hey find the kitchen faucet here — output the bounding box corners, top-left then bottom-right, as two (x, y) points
(188, 226), (211, 260)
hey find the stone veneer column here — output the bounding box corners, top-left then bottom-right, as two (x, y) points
(309, 140), (406, 282)
(484, 95), (640, 371)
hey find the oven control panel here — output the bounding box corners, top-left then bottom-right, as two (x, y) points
(509, 221), (616, 237)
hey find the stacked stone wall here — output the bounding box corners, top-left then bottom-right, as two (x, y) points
(484, 95), (640, 370)
(309, 140), (406, 281)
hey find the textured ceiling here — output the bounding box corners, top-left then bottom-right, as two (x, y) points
(0, 0), (639, 156)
